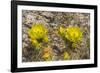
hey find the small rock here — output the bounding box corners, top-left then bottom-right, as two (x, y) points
(23, 34), (28, 39)
(22, 42), (28, 48)
(42, 12), (54, 18)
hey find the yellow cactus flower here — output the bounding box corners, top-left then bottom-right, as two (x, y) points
(58, 26), (82, 43)
(63, 51), (70, 60)
(42, 52), (50, 61)
(65, 26), (82, 43)
(42, 53), (50, 59)
(59, 26), (65, 36)
(43, 36), (49, 43)
(43, 48), (49, 53)
(31, 39), (41, 48)
(28, 23), (49, 48)
(58, 26), (82, 48)
(28, 23), (48, 39)
(42, 48), (52, 61)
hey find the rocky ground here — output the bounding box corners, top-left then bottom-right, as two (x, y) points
(22, 10), (90, 62)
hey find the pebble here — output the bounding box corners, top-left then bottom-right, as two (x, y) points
(22, 42), (28, 48)
(23, 34), (28, 39)
(42, 12), (54, 18)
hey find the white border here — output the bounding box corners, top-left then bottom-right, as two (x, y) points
(17, 5), (94, 68)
